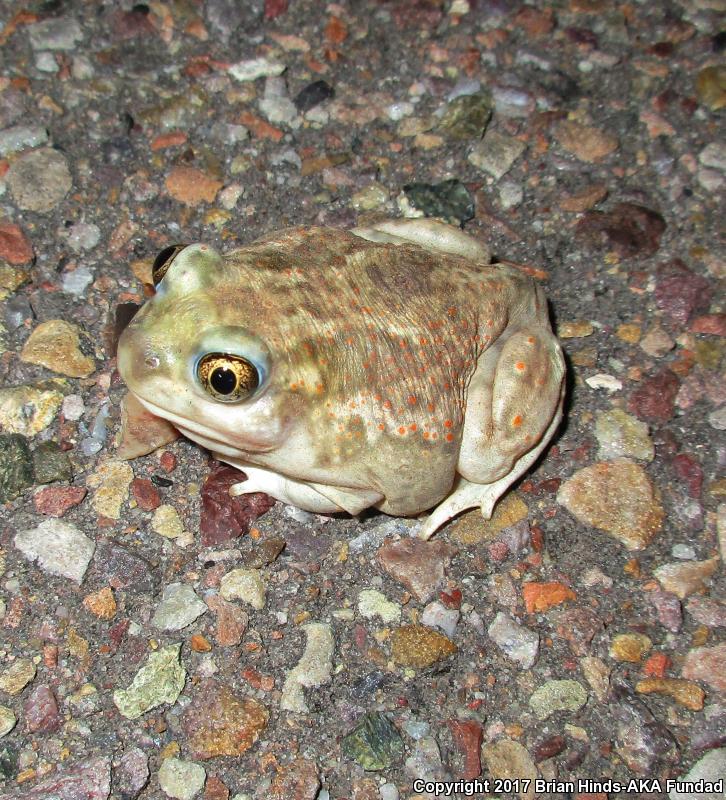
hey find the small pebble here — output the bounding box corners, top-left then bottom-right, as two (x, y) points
(182, 679), (268, 758)
(152, 583), (208, 631)
(87, 460), (134, 520)
(113, 643), (186, 719)
(0, 433), (34, 503)
(488, 611), (539, 668)
(653, 557), (719, 599)
(280, 623), (333, 712)
(594, 409), (654, 462)
(557, 459), (663, 551)
(377, 538), (456, 603)
(0, 658), (37, 695)
(6, 147), (73, 212)
(341, 712), (404, 771)
(0, 125), (49, 157)
(357, 589), (401, 624)
(390, 624), (457, 668)
(421, 600), (460, 637)
(151, 504), (185, 539)
(610, 633), (652, 663)
(15, 519), (95, 584)
(529, 679), (588, 720)
(20, 319), (95, 377)
(481, 739), (537, 800)
(0, 386), (64, 437)
(0, 705), (16, 737)
(468, 130), (526, 179)
(669, 748), (726, 800)
(28, 17), (84, 50)
(219, 568), (266, 610)
(228, 57), (286, 82)
(682, 642), (726, 693)
(158, 757), (206, 800)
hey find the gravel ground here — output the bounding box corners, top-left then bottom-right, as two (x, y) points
(0, 1), (724, 799)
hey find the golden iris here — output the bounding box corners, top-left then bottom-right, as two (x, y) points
(197, 353), (259, 402)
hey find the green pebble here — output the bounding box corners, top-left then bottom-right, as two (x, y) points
(696, 65), (726, 112)
(694, 340), (724, 372)
(0, 434), (34, 503)
(113, 643), (186, 719)
(529, 679), (588, 720)
(0, 744), (18, 780)
(32, 440), (72, 485)
(436, 91), (493, 140)
(342, 712), (404, 771)
(402, 179), (474, 225)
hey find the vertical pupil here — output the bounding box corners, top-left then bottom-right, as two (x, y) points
(210, 367), (237, 395)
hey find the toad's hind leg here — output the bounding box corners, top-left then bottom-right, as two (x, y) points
(418, 326), (565, 540)
(418, 401), (563, 540)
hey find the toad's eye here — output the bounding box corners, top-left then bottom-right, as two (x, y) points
(197, 353), (260, 402)
(152, 244), (187, 286)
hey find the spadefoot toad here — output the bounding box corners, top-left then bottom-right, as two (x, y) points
(118, 219), (565, 539)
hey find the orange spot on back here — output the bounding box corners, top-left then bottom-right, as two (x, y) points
(444, 419), (453, 428)
(409, 423), (417, 432)
(378, 423), (385, 430)
(512, 415), (523, 427)
(383, 400), (392, 409)
(398, 426), (406, 435)
(445, 432), (454, 442)
(515, 361), (526, 371)
(408, 395), (417, 405)
(427, 402), (435, 412)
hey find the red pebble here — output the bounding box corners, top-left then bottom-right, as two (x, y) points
(447, 718), (483, 779)
(488, 540), (509, 562)
(671, 453), (703, 498)
(643, 651), (671, 678)
(655, 259), (711, 325)
(691, 314), (726, 336)
(33, 485), (87, 517)
(440, 588), (462, 609)
(24, 685), (61, 733)
(200, 462), (275, 546)
(108, 619), (130, 653)
(628, 368), (680, 422)
(204, 776), (230, 800)
(0, 222), (33, 264)
(159, 451), (177, 472)
(530, 525), (545, 552)
(131, 477), (161, 511)
(264, 0), (288, 19)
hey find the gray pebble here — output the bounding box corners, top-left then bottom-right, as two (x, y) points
(28, 17), (84, 50)
(7, 148), (72, 212)
(0, 125), (49, 157)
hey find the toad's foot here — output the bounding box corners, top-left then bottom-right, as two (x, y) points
(417, 386), (564, 540)
(225, 462), (382, 516)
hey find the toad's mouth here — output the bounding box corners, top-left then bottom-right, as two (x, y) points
(131, 394), (276, 456)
